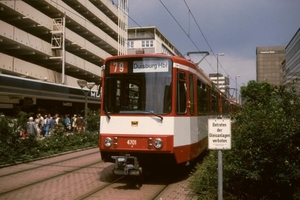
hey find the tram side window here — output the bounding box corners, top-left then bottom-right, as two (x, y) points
(163, 85), (172, 113)
(225, 99), (230, 114)
(197, 80), (208, 115)
(177, 71), (187, 114)
(189, 74), (194, 115)
(211, 90), (218, 115)
(222, 97), (230, 115)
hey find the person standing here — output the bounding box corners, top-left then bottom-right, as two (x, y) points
(75, 114), (84, 133)
(39, 114), (44, 137)
(27, 117), (37, 139)
(49, 115), (56, 135)
(44, 114), (50, 137)
(72, 114), (77, 132)
(35, 113), (44, 138)
(64, 114), (71, 132)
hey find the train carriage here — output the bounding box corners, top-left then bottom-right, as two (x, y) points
(99, 53), (230, 176)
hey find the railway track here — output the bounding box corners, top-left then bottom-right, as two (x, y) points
(75, 172), (171, 200)
(0, 148), (196, 199)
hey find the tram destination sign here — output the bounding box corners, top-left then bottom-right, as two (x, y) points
(208, 118), (231, 150)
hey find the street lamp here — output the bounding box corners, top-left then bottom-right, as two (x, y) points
(77, 79), (95, 129)
(217, 53), (225, 89)
(216, 53), (225, 200)
(235, 75), (241, 103)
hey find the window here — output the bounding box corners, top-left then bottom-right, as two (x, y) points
(141, 40), (154, 48)
(177, 71), (187, 114)
(197, 80), (208, 114)
(222, 96), (230, 115)
(211, 90), (219, 115)
(189, 74), (194, 115)
(127, 41), (134, 48)
(104, 57), (172, 114)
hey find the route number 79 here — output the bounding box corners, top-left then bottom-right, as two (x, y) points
(109, 61), (128, 74)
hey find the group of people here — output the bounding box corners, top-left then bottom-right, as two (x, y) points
(26, 113), (85, 138)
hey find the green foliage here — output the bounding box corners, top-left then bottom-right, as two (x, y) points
(189, 81), (300, 199)
(86, 110), (100, 132)
(16, 111), (30, 131)
(0, 112), (99, 166)
(189, 151), (219, 200)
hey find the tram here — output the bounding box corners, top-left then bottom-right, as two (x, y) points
(99, 53), (232, 177)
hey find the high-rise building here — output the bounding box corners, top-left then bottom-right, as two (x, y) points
(256, 46), (285, 85)
(209, 73), (230, 96)
(0, 0), (128, 116)
(284, 28), (300, 91)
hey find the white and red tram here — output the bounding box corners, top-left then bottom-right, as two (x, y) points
(99, 54), (230, 176)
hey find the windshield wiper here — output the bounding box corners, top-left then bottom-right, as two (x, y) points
(104, 105), (111, 120)
(145, 110), (163, 121)
(119, 110), (163, 121)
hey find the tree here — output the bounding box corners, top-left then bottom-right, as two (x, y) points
(189, 81), (300, 199)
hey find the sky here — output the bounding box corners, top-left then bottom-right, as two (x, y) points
(126, 0), (300, 98)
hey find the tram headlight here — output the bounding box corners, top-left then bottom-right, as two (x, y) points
(104, 137), (112, 147)
(153, 138), (163, 149)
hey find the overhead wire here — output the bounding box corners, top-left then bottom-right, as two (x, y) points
(158, 0), (215, 71)
(49, 0), (242, 97)
(182, 0), (242, 94)
(158, 0), (200, 52)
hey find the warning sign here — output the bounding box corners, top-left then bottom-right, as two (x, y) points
(208, 118), (231, 150)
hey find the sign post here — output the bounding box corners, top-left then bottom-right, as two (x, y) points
(208, 118), (231, 200)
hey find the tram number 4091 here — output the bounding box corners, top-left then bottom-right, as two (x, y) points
(127, 140), (137, 146)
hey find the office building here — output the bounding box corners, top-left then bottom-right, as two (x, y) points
(284, 28), (300, 91)
(256, 46), (285, 85)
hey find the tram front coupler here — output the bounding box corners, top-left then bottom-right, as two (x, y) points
(111, 154), (142, 176)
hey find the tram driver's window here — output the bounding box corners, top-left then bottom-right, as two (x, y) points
(127, 83), (140, 110)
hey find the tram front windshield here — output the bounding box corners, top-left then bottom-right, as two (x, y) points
(104, 57), (172, 114)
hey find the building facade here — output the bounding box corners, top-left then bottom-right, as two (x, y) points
(209, 73), (230, 96)
(127, 26), (183, 57)
(284, 28), (300, 91)
(256, 46), (286, 85)
(0, 0), (128, 116)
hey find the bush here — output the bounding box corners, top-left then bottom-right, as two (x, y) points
(189, 81), (300, 199)
(189, 151), (219, 200)
(86, 110), (100, 132)
(0, 112), (99, 166)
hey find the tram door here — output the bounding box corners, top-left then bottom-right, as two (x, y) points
(176, 70), (195, 115)
(176, 70), (198, 156)
(176, 70), (187, 114)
